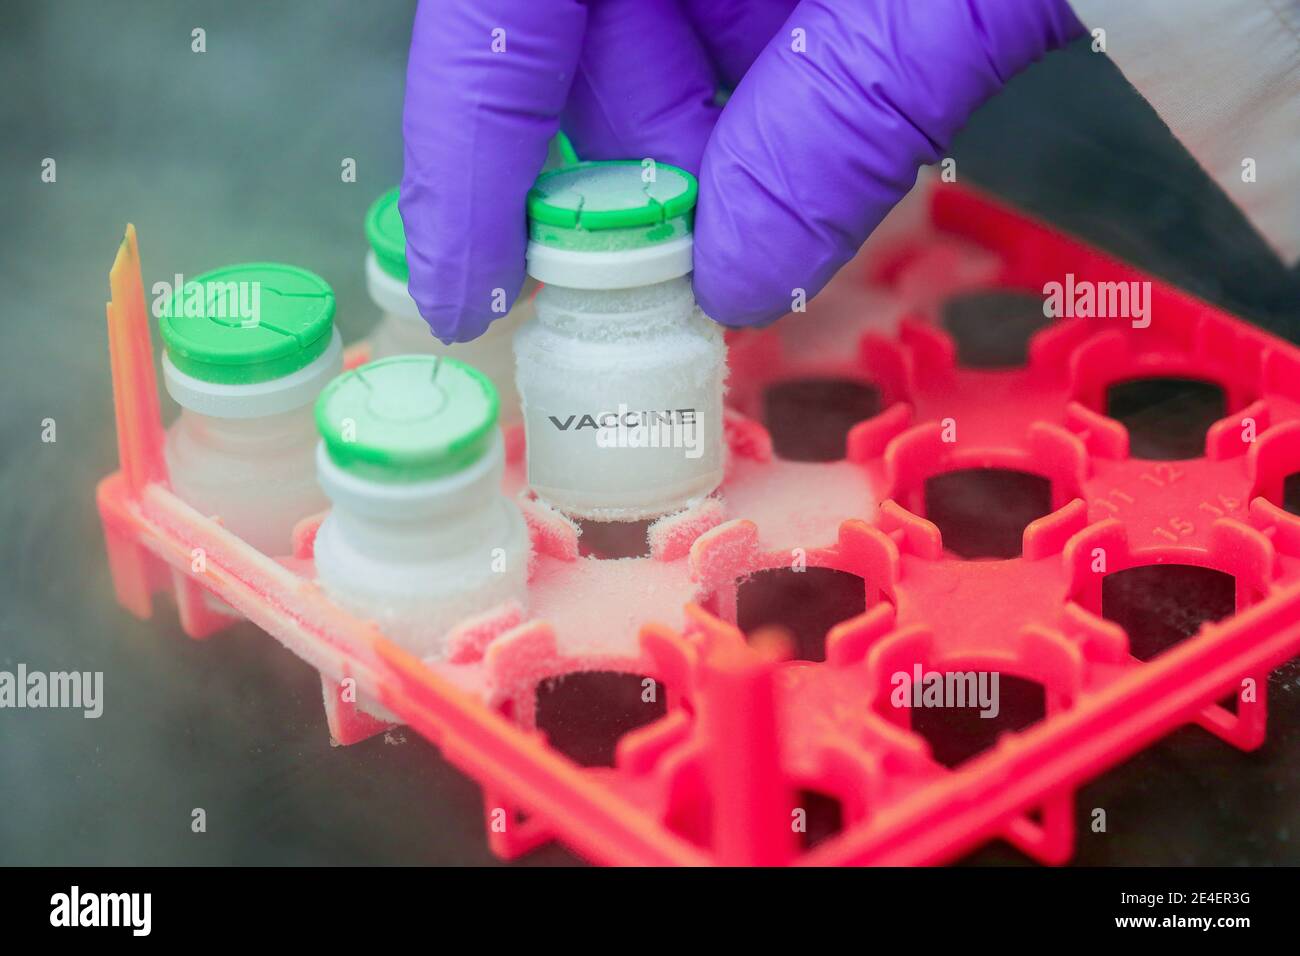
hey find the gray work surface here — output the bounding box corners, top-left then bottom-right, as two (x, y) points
(2, 1), (1298, 865)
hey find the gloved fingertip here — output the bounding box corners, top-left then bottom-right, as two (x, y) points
(409, 260), (529, 346)
(410, 294), (502, 347)
(693, 250), (793, 329)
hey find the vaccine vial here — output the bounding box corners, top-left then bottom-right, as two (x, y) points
(364, 187), (532, 427)
(514, 161), (725, 522)
(160, 262), (342, 556)
(312, 355), (529, 659)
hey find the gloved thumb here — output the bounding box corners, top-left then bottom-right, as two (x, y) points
(692, 0), (1084, 327)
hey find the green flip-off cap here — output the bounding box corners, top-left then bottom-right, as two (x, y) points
(547, 130), (580, 169)
(159, 263), (335, 385)
(365, 187), (408, 282)
(527, 160), (697, 252)
(315, 355), (499, 482)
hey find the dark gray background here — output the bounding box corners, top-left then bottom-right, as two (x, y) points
(1, 0), (1297, 866)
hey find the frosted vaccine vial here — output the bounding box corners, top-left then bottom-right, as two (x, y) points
(160, 263), (342, 556)
(514, 161), (725, 521)
(312, 356), (529, 658)
(364, 187), (532, 426)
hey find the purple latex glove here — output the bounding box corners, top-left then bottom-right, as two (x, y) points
(401, 0), (1084, 343)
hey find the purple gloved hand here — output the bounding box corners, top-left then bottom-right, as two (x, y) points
(401, 0), (1084, 343)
